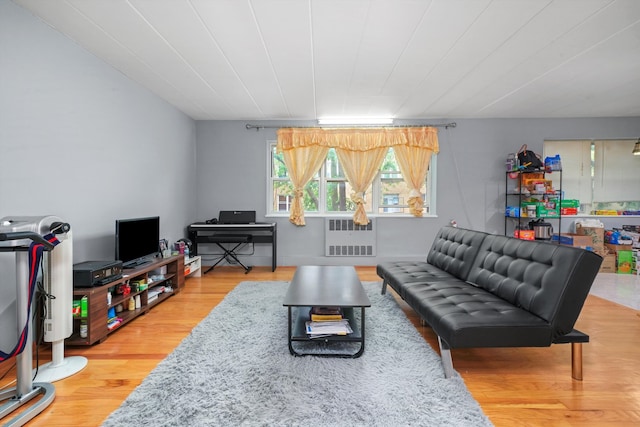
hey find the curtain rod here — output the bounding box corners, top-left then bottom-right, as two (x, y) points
(245, 122), (457, 131)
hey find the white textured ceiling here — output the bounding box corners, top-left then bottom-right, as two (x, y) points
(14, 0), (640, 121)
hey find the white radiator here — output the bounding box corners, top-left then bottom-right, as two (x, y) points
(325, 218), (376, 256)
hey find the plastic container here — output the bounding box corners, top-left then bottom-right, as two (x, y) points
(545, 154), (562, 172)
(80, 296), (88, 318)
(506, 153), (517, 171)
(553, 154), (562, 171)
(80, 321), (88, 338)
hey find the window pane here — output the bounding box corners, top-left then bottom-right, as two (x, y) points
(325, 148), (345, 178)
(382, 194), (404, 213)
(272, 181), (293, 212)
(271, 146), (288, 178)
(378, 147), (428, 214)
(278, 195), (291, 211)
(326, 181), (353, 211)
(380, 148), (400, 174)
(271, 180), (319, 212)
(593, 140), (640, 203)
(326, 181), (373, 212)
(303, 180), (320, 211)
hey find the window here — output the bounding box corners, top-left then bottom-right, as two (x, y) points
(543, 139), (640, 213)
(382, 194), (402, 213)
(268, 142), (436, 215)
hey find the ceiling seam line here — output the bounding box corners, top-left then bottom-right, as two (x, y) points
(476, 9), (640, 115)
(189, 0), (265, 117)
(419, 0), (555, 117)
(62, 0), (207, 116)
(127, 0), (231, 116)
(391, 0), (494, 118)
(309, 0), (318, 119)
(249, 0), (291, 119)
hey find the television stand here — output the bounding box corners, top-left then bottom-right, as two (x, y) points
(122, 258), (151, 269)
(67, 255), (185, 346)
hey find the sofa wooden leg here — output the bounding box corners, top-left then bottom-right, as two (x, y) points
(438, 336), (454, 379)
(381, 281), (388, 295)
(572, 342), (583, 381)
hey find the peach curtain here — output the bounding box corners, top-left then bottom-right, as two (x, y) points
(276, 126), (439, 224)
(281, 145), (329, 226)
(335, 146), (388, 225)
(394, 144), (435, 216)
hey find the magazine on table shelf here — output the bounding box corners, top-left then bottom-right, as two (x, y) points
(305, 319), (353, 337)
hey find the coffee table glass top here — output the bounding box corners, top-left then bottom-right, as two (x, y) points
(283, 265), (371, 307)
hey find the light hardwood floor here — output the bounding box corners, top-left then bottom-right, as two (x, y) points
(2, 266), (639, 426)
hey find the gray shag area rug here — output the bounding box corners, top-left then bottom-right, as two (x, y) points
(102, 281), (493, 427)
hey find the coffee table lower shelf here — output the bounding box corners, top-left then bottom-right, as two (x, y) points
(287, 306), (366, 358)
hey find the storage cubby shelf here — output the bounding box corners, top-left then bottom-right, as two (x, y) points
(67, 255), (185, 346)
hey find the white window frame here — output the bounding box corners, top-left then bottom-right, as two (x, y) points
(267, 141), (437, 217)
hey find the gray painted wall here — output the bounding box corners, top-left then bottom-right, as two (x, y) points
(1, 0), (197, 262)
(0, 0), (197, 344)
(196, 118), (640, 266)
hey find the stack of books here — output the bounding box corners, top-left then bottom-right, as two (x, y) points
(309, 306), (343, 322)
(305, 306), (352, 337)
(107, 315), (122, 331)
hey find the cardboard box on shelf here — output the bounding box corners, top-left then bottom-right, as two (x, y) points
(605, 243), (633, 252)
(599, 253), (616, 273)
(576, 224), (605, 250)
(552, 233), (593, 248)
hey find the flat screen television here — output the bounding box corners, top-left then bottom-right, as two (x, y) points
(115, 216), (160, 268)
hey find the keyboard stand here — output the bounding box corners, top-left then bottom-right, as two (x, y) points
(204, 234), (253, 274)
(188, 222), (277, 272)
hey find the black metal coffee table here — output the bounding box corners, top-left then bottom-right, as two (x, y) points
(283, 265), (371, 358)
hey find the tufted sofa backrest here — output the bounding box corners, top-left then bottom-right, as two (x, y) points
(426, 226), (489, 282)
(466, 233), (602, 338)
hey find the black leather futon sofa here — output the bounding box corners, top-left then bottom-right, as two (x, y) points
(377, 226), (602, 380)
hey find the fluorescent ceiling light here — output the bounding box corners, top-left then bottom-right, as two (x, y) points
(317, 117), (394, 126)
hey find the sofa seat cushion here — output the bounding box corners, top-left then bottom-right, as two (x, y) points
(467, 234), (602, 338)
(377, 261), (457, 298)
(404, 280), (552, 348)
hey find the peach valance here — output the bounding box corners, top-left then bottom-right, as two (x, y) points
(276, 126), (439, 152)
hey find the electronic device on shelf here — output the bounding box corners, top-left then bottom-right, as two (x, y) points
(115, 216), (160, 269)
(73, 260), (123, 287)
